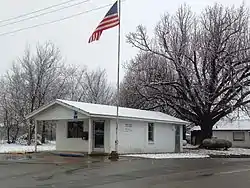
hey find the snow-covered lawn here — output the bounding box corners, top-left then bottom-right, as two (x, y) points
(0, 142), (56, 153)
(189, 148), (250, 156)
(124, 153), (209, 159)
(123, 148), (250, 159)
(183, 144), (199, 149)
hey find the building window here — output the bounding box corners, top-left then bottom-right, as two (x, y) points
(148, 123), (154, 142)
(233, 132), (245, 141)
(67, 121), (83, 138)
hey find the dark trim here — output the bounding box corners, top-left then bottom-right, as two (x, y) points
(213, 130), (250, 131)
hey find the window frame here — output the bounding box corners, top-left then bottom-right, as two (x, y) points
(233, 131), (245, 141)
(67, 121), (84, 138)
(148, 123), (154, 143)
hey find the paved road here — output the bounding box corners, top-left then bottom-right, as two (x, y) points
(1, 156), (250, 188)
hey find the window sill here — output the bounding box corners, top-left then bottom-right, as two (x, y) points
(148, 141), (154, 145)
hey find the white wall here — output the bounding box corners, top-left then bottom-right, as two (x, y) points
(56, 120), (89, 152)
(109, 119), (178, 154)
(35, 104), (88, 121)
(104, 120), (110, 153)
(213, 131), (250, 148)
(56, 118), (111, 153)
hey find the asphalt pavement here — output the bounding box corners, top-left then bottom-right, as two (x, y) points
(0, 155), (250, 188)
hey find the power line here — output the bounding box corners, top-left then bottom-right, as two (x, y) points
(0, 3), (114, 37)
(0, 0), (82, 24)
(0, 0), (90, 28)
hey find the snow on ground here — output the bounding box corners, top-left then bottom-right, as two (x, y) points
(0, 142), (55, 153)
(124, 148), (250, 159)
(189, 148), (250, 156)
(124, 153), (209, 159)
(183, 144), (199, 149)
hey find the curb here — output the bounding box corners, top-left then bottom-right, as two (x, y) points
(57, 153), (85, 157)
(50, 151), (88, 158)
(1, 151), (38, 155)
(0, 152), (33, 155)
(0, 160), (64, 165)
(209, 154), (250, 158)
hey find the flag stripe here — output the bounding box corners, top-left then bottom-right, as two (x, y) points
(96, 18), (119, 30)
(96, 20), (119, 32)
(97, 17), (119, 29)
(88, 1), (119, 43)
(101, 14), (119, 23)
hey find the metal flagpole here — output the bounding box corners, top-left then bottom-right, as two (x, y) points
(115, 0), (121, 154)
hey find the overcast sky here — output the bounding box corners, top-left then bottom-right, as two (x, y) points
(0, 0), (248, 85)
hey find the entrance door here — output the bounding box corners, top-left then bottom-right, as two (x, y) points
(93, 121), (104, 149)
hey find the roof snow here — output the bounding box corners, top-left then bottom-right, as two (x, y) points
(213, 119), (250, 131)
(190, 119), (250, 131)
(189, 110), (250, 131)
(190, 126), (201, 131)
(26, 99), (187, 125)
(57, 99), (187, 124)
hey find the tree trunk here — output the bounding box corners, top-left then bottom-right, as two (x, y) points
(183, 125), (186, 140)
(196, 117), (214, 146)
(12, 125), (20, 143)
(41, 121), (46, 144)
(50, 124), (53, 141)
(200, 125), (213, 140)
(7, 127), (10, 144)
(27, 120), (32, 146)
(198, 122), (213, 147)
(30, 124), (35, 141)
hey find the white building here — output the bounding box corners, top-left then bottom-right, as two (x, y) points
(213, 119), (250, 148)
(190, 117), (250, 148)
(26, 99), (187, 154)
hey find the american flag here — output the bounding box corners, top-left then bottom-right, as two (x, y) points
(88, 1), (119, 43)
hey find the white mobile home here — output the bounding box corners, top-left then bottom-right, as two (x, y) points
(190, 118), (250, 148)
(213, 119), (250, 148)
(26, 99), (187, 154)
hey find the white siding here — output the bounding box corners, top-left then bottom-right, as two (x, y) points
(109, 119), (177, 154)
(104, 120), (110, 153)
(56, 119), (111, 153)
(35, 104), (88, 121)
(56, 120), (89, 152)
(213, 131), (250, 148)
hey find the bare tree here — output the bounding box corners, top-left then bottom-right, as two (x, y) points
(21, 42), (67, 111)
(0, 42), (68, 144)
(0, 41), (115, 144)
(120, 52), (176, 115)
(84, 69), (114, 105)
(126, 4), (250, 141)
(65, 67), (114, 105)
(0, 65), (27, 143)
(64, 65), (88, 102)
(20, 42), (68, 143)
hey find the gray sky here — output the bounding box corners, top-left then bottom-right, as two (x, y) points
(0, 0), (248, 84)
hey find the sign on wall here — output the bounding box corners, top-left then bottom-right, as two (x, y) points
(124, 124), (132, 132)
(73, 111), (78, 119)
